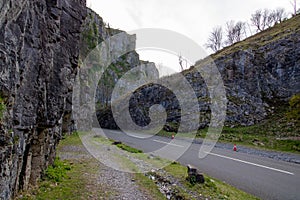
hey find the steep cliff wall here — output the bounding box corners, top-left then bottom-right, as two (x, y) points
(77, 9), (158, 130)
(0, 0), (86, 199)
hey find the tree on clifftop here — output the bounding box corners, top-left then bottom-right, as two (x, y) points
(205, 26), (223, 52)
(225, 20), (246, 45)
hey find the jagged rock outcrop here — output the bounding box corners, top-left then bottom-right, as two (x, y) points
(0, 0), (86, 199)
(75, 8), (158, 130)
(95, 60), (159, 130)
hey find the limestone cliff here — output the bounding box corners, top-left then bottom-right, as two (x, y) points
(101, 14), (300, 131)
(76, 8), (158, 130)
(0, 0), (86, 199)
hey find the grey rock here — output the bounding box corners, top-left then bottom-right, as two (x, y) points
(110, 29), (300, 130)
(0, 0), (86, 199)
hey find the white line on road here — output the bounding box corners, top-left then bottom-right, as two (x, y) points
(205, 151), (294, 175)
(108, 130), (122, 134)
(153, 139), (185, 148)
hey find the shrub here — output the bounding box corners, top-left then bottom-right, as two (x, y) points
(286, 94), (300, 120)
(44, 158), (71, 182)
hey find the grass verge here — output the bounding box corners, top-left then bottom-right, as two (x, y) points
(163, 162), (259, 200)
(18, 132), (259, 200)
(95, 135), (258, 199)
(17, 132), (105, 200)
(197, 111), (300, 154)
(159, 104), (300, 154)
(17, 158), (101, 200)
(115, 142), (143, 153)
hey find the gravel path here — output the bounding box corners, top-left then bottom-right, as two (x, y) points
(97, 167), (150, 200)
(78, 132), (213, 199)
(58, 137), (153, 200)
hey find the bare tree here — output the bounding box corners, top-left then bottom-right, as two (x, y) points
(273, 8), (286, 23)
(291, 0), (297, 16)
(245, 22), (253, 37)
(234, 21), (246, 42)
(266, 10), (276, 28)
(265, 8), (286, 27)
(178, 54), (183, 71)
(225, 21), (246, 45)
(225, 21), (235, 45)
(178, 54), (188, 71)
(251, 10), (263, 32)
(261, 9), (273, 29)
(251, 9), (277, 32)
(205, 26), (223, 52)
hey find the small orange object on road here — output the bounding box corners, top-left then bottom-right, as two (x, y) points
(233, 144), (237, 151)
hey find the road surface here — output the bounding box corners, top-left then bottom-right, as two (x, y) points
(92, 128), (300, 200)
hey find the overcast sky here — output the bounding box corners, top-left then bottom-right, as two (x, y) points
(87, 0), (296, 75)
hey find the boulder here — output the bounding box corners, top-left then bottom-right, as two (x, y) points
(186, 164), (205, 184)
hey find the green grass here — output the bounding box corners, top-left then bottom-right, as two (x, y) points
(18, 132), (105, 200)
(93, 134), (258, 199)
(18, 159), (98, 200)
(60, 131), (83, 146)
(114, 142), (143, 153)
(92, 135), (166, 199)
(159, 124), (300, 154)
(0, 96), (6, 120)
(221, 126), (299, 152)
(94, 135), (258, 199)
(163, 162), (259, 200)
(197, 125), (300, 153)
(92, 135), (114, 145)
(157, 103), (300, 154)
(43, 158), (71, 182)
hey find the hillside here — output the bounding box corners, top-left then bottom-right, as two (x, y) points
(207, 14), (300, 61)
(101, 14), (300, 139)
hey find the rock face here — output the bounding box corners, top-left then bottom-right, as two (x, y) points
(186, 25), (300, 127)
(99, 15), (300, 130)
(76, 9), (159, 130)
(127, 28), (300, 129)
(0, 0), (86, 199)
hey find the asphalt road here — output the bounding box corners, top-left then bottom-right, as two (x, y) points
(92, 128), (300, 200)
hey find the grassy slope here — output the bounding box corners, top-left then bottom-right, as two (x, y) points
(189, 14), (300, 68)
(158, 104), (300, 153)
